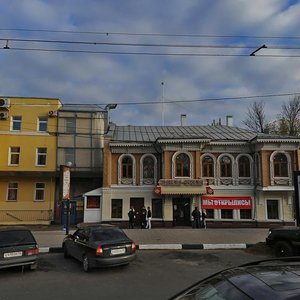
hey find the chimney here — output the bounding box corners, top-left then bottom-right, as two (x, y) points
(180, 114), (187, 126)
(226, 115), (233, 126)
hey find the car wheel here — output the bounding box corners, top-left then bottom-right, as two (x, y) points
(82, 255), (90, 272)
(63, 244), (70, 258)
(274, 241), (294, 257)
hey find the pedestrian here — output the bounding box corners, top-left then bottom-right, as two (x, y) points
(146, 206), (152, 229)
(191, 206), (201, 228)
(128, 207), (136, 229)
(140, 206), (147, 229)
(201, 209), (207, 228)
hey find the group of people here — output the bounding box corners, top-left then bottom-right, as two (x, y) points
(128, 206), (152, 229)
(191, 206), (207, 229)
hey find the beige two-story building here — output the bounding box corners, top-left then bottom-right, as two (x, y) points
(84, 121), (300, 228)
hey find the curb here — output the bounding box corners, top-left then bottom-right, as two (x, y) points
(39, 243), (255, 253)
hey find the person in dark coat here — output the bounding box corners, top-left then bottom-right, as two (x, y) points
(201, 209), (207, 228)
(192, 206), (201, 228)
(140, 206), (147, 229)
(128, 207), (136, 229)
(146, 206), (152, 229)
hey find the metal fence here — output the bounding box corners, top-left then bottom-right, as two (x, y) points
(0, 210), (53, 224)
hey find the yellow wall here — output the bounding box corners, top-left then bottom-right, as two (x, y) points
(0, 97), (61, 224)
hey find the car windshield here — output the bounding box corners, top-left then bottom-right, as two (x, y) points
(180, 274), (251, 300)
(0, 230), (36, 247)
(91, 228), (128, 242)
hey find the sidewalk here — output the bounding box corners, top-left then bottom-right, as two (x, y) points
(33, 227), (270, 253)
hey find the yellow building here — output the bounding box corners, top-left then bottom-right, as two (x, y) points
(0, 97), (61, 225)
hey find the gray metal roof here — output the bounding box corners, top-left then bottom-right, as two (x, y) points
(60, 104), (105, 112)
(112, 125), (258, 143)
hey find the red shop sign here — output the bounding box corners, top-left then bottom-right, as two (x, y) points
(201, 196), (252, 210)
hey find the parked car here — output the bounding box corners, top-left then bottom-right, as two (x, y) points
(62, 224), (137, 272)
(0, 227), (39, 270)
(169, 257), (300, 300)
(266, 226), (300, 257)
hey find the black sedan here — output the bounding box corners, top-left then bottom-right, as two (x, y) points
(170, 257), (300, 300)
(62, 224), (137, 272)
(0, 227), (39, 270)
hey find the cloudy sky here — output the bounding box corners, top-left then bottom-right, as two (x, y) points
(1, 0), (300, 127)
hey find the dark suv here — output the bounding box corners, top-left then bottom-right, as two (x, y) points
(0, 227), (39, 270)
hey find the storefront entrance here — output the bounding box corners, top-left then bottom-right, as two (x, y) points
(173, 198), (191, 226)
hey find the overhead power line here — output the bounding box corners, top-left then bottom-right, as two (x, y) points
(2, 28), (300, 40)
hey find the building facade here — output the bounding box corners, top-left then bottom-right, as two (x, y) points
(0, 97), (61, 225)
(84, 123), (300, 228)
(55, 104), (109, 224)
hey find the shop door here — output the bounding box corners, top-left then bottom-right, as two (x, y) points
(130, 197), (145, 226)
(173, 198), (191, 226)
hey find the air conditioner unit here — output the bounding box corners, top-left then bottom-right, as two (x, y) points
(0, 98), (10, 108)
(48, 110), (58, 117)
(0, 112), (9, 119)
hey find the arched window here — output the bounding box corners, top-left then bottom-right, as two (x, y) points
(202, 156), (214, 177)
(143, 156), (154, 179)
(220, 155), (232, 177)
(176, 153), (190, 177)
(122, 156), (133, 179)
(274, 153), (288, 177)
(238, 156), (250, 177)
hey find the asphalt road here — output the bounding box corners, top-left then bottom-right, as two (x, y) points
(0, 249), (272, 300)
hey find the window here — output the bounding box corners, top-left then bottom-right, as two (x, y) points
(240, 210), (252, 219)
(143, 156), (154, 179)
(238, 156), (250, 177)
(11, 116), (22, 131)
(267, 200), (279, 219)
(35, 183), (45, 201)
(122, 156), (133, 178)
(7, 182), (18, 201)
(221, 209), (233, 219)
(274, 153), (288, 177)
(152, 198), (163, 218)
(65, 118), (76, 133)
(10, 147), (20, 165)
(36, 148), (47, 166)
(205, 209), (214, 219)
(111, 199), (122, 218)
(175, 153), (190, 177)
(86, 196), (100, 208)
(38, 117), (48, 132)
(64, 148), (75, 166)
(220, 156), (232, 177)
(202, 156), (214, 177)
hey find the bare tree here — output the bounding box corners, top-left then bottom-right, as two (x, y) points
(280, 95), (300, 136)
(243, 101), (268, 133)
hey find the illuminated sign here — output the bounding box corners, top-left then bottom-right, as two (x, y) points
(202, 196), (252, 209)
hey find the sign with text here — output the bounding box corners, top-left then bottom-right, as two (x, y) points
(62, 166), (71, 200)
(202, 196), (252, 210)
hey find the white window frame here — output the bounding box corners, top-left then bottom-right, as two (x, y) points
(35, 182), (45, 201)
(38, 117), (48, 132)
(11, 116), (22, 131)
(7, 182), (18, 201)
(9, 146), (20, 165)
(36, 148), (47, 166)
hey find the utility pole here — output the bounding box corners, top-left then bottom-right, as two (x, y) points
(161, 81), (165, 126)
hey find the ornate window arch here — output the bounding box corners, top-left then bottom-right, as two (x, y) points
(217, 153), (235, 185)
(140, 154), (157, 185)
(270, 151), (292, 186)
(200, 153), (216, 185)
(118, 154), (136, 185)
(236, 154), (253, 185)
(172, 151), (193, 178)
